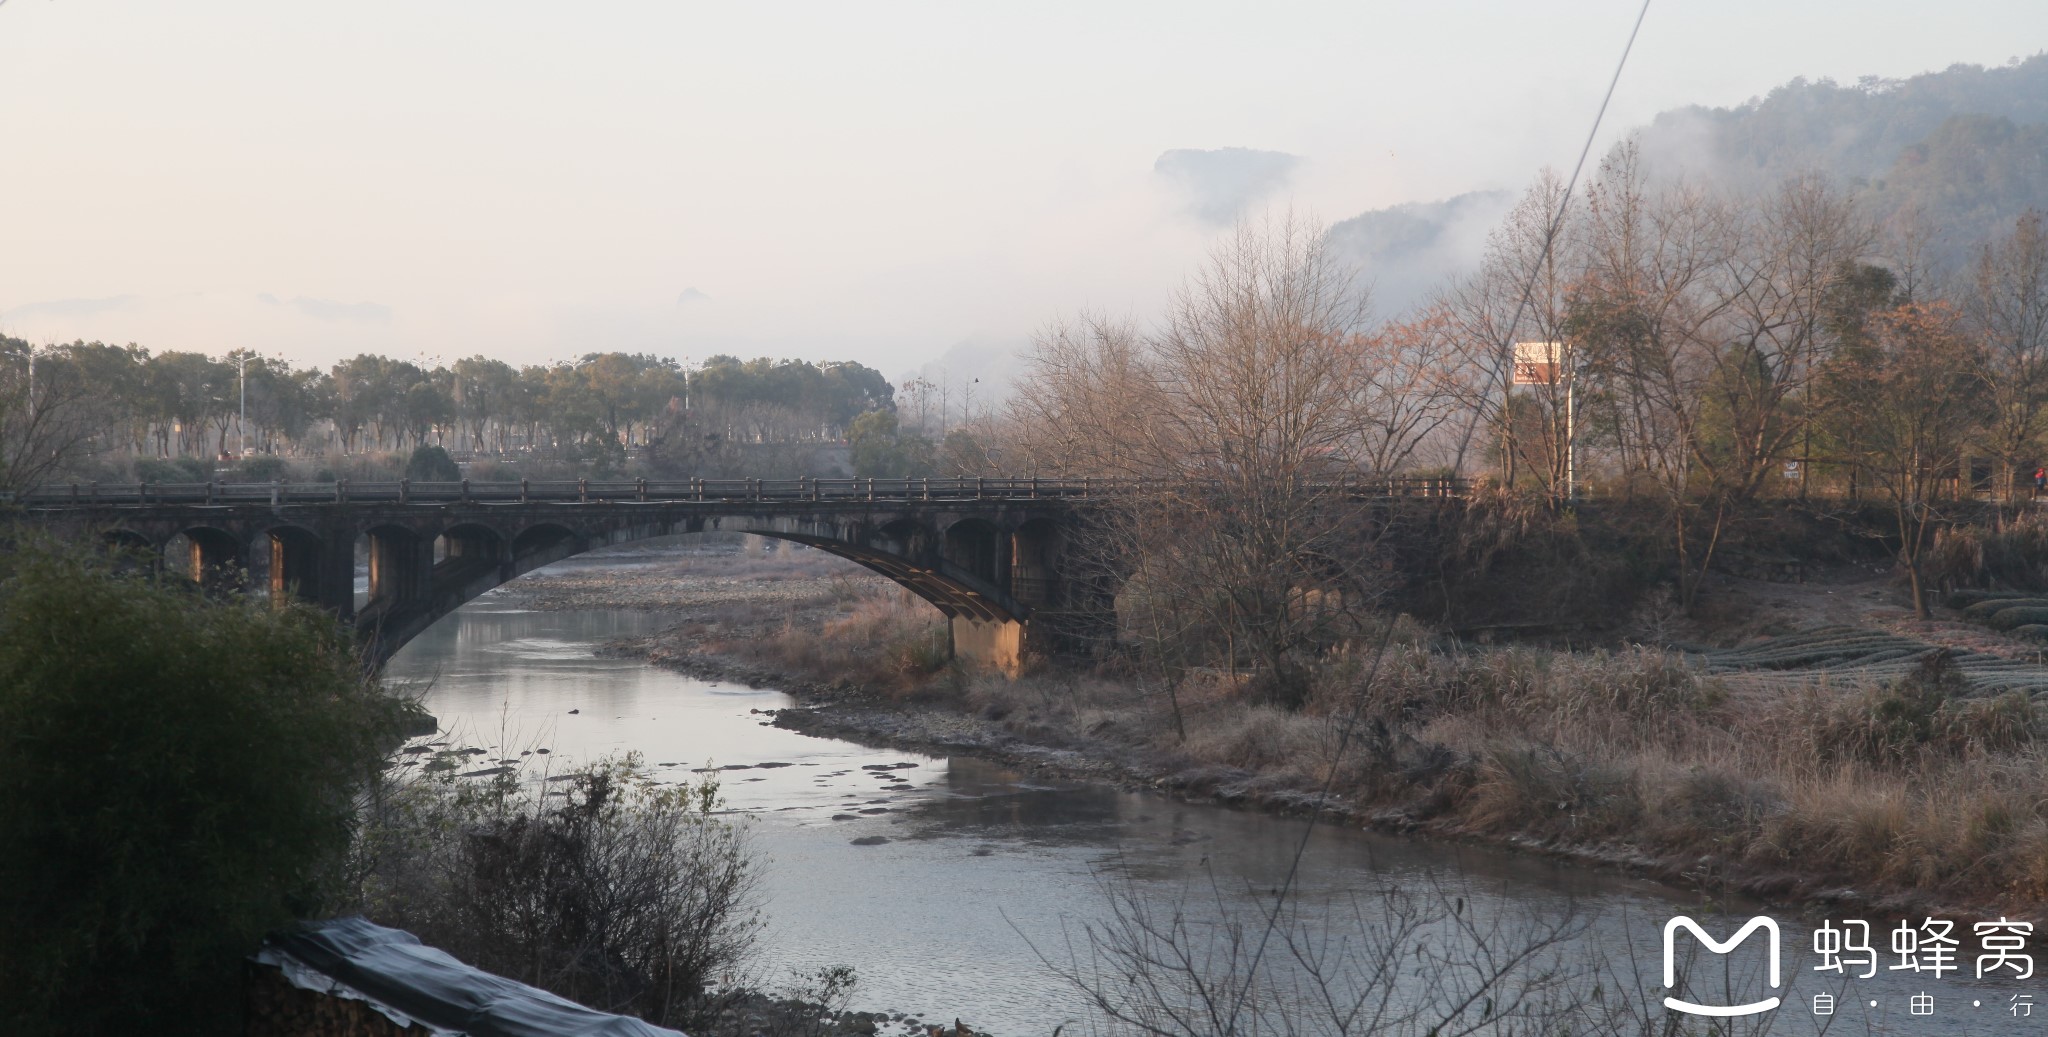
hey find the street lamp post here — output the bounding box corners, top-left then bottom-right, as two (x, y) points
(237, 353), (248, 458)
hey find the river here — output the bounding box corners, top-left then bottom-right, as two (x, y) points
(384, 554), (2037, 1036)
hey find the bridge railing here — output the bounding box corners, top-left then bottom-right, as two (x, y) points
(3, 474), (1472, 508)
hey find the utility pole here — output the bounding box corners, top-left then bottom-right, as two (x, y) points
(237, 353), (248, 458)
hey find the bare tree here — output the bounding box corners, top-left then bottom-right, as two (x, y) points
(1705, 173), (1872, 503)
(1034, 870), (1588, 1037)
(1967, 210), (2048, 510)
(1012, 215), (1427, 707)
(0, 341), (102, 494)
(1444, 170), (1580, 497)
(1818, 301), (1989, 616)
(1570, 144), (1739, 609)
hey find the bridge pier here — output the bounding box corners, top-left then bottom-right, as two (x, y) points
(950, 616), (1034, 676)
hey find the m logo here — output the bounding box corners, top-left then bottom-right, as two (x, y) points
(1663, 916), (1782, 1017)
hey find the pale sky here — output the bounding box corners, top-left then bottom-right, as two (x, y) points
(2, 1), (2043, 378)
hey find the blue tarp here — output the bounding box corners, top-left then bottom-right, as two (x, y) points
(257, 917), (685, 1037)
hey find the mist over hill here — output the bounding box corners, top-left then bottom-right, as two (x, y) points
(1331, 53), (2048, 314)
(1324, 190), (1514, 319)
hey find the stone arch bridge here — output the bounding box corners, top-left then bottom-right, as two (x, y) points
(9, 478), (1109, 671)
(6, 475), (1466, 671)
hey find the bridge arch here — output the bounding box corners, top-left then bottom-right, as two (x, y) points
(435, 522), (505, 568)
(258, 524), (328, 606)
(941, 517), (1005, 586)
(510, 522), (584, 566)
(101, 528), (154, 553)
(1010, 516), (1062, 608)
(169, 525), (245, 590)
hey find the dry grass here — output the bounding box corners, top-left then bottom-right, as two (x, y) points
(706, 584), (951, 694)
(726, 582), (2048, 907)
(1029, 642), (2048, 905)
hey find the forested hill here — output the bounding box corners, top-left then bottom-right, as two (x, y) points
(1635, 53), (2048, 263)
(1335, 53), (2048, 311)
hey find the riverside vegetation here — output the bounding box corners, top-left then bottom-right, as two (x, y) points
(580, 519), (2048, 923)
(0, 544), (887, 1037)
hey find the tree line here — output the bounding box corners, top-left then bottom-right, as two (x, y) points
(0, 347), (893, 487)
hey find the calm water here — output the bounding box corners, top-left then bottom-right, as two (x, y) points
(385, 556), (2040, 1035)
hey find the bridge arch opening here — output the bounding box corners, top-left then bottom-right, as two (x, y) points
(260, 525), (327, 606)
(98, 529), (159, 575)
(942, 518), (1004, 586)
(510, 523), (584, 574)
(360, 524), (427, 612)
(1010, 517), (1061, 607)
(436, 522), (505, 571)
(167, 526), (245, 591)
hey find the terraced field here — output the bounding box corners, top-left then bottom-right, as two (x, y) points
(1693, 625), (2048, 697)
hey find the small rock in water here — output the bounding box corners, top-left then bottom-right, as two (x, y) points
(831, 814), (859, 821)
(567, 709), (580, 715)
(534, 748), (550, 755)
(754, 761), (794, 768)
(859, 807), (889, 815)
(721, 764), (754, 770)
(850, 836), (889, 846)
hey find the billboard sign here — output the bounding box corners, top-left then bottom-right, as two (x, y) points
(1513, 341), (1565, 386)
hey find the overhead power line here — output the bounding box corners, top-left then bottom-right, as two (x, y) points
(1222, 3), (1656, 1031)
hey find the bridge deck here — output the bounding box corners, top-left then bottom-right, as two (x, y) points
(5, 475), (1469, 508)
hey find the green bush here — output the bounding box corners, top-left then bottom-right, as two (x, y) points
(0, 546), (421, 1035)
(1989, 606), (2048, 630)
(134, 456), (210, 483)
(233, 454), (292, 482)
(404, 445), (461, 482)
(1947, 588), (2036, 610)
(1962, 597), (2048, 620)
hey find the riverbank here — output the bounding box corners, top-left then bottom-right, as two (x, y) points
(507, 540), (2048, 924)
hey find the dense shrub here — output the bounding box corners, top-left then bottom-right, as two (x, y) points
(1962, 597), (2048, 620)
(1813, 652), (2038, 763)
(133, 455), (209, 482)
(1989, 606), (2048, 630)
(0, 546), (419, 1036)
(1928, 519), (2048, 595)
(404, 444), (462, 482)
(233, 454), (292, 482)
(356, 755), (762, 1029)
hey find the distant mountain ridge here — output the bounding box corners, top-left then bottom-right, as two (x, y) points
(1331, 53), (2048, 313)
